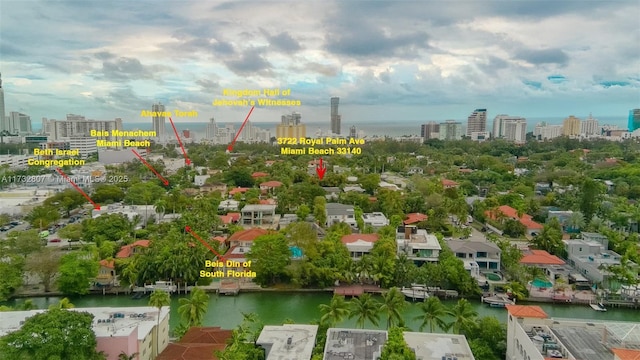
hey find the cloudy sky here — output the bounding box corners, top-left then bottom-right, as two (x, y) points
(1, 0), (639, 127)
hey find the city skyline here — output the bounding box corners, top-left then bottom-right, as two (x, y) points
(1, 1), (639, 125)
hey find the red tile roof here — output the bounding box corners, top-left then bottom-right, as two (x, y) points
(115, 240), (150, 258)
(227, 212), (241, 221)
(251, 172), (269, 178)
(505, 305), (548, 319)
(612, 349), (640, 360)
(99, 259), (114, 269)
(341, 234), (379, 244)
(520, 250), (565, 265)
(442, 179), (459, 187)
(212, 236), (226, 243)
(404, 213), (428, 225)
(485, 205), (543, 230)
(157, 327), (232, 360)
(219, 215), (235, 224)
(228, 187), (249, 195)
(227, 228), (269, 242)
(260, 181), (283, 188)
(259, 199), (277, 205)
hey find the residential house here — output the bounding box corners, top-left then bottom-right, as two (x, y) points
(251, 172), (269, 179)
(447, 239), (501, 272)
(547, 210), (574, 230)
(378, 181), (400, 191)
(396, 225), (441, 263)
(193, 175), (210, 186)
(200, 182), (227, 195)
(520, 250), (565, 267)
(95, 260), (116, 287)
(362, 212), (389, 229)
(564, 232), (632, 286)
(534, 182), (551, 195)
(116, 240), (150, 259)
(224, 228), (270, 278)
(257, 324), (318, 360)
(343, 185), (366, 193)
(325, 203), (357, 228)
(341, 234), (380, 260)
(241, 204), (277, 226)
(218, 199), (240, 212)
(407, 166), (423, 175)
(485, 205), (543, 236)
(322, 187), (341, 201)
(442, 179), (459, 189)
(404, 212), (428, 225)
(260, 181), (283, 193)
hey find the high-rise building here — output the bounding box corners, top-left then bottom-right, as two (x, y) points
(580, 114), (599, 136)
(503, 118), (527, 144)
(277, 112), (306, 139)
(349, 125), (357, 138)
(438, 120), (463, 140)
(8, 112), (32, 134)
(628, 109), (640, 131)
(466, 108), (487, 136)
(420, 122), (440, 141)
(492, 115), (525, 139)
(330, 97), (341, 135)
(151, 102), (166, 141)
(42, 116), (123, 142)
(534, 122), (563, 140)
(0, 73), (6, 133)
(206, 117), (218, 140)
(562, 115), (581, 136)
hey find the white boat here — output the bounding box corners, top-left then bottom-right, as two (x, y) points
(589, 303), (607, 312)
(482, 295), (515, 307)
(401, 286), (430, 300)
(145, 281), (177, 293)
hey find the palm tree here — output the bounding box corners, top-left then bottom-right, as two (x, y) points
(178, 287), (209, 327)
(149, 290), (171, 357)
(349, 293), (380, 329)
(414, 296), (448, 333)
(567, 211), (586, 232)
(319, 295), (350, 327)
(117, 352), (139, 360)
(49, 297), (74, 310)
(380, 287), (408, 329)
(446, 298), (478, 334)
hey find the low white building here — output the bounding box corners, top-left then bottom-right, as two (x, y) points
(362, 212), (389, 229)
(219, 199), (240, 212)
(325, 203), (356, 228)
(92, 203), (159, 224)
(0, 306), (170, 360)
(257, 324), (318, 360)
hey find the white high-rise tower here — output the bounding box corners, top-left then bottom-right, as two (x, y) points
(0, 73), (6, 133)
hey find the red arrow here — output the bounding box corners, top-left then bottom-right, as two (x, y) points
(55, 168), (100, 210)
(316, 157), (327, 180)
(185, 226), (224, 260)
(131, 149), (169, 186)
(168, 117), (191, 165)
(227, 106), (255, 152)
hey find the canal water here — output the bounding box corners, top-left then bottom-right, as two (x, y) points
(4, 293), (640, 331)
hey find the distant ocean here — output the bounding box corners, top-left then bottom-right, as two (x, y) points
(118, 116), (628, 138)
(30, 116), (629, 138)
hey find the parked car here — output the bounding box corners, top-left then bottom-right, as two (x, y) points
(49, 238), (62, 243)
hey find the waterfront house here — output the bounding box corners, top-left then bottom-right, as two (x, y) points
(325, 203), (357, 228)
(240, 204), (277, 226)
(341, 234), (380, 260)
(396, 225), (441, 264)
(447, 239), (501, 272)
(95, 259), (116, 287)
(116, 240), (150, 259)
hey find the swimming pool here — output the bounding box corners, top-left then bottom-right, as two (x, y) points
(484, 272), (502, 281)
(531, 278), (553, 288)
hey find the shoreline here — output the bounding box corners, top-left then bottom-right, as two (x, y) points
(7, 287), (639, 309)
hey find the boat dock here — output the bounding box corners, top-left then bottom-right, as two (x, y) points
(217, 280), (240, 296)
(333, 284), (384, 297)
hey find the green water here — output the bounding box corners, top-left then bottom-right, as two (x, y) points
(4, 293), (640, 331)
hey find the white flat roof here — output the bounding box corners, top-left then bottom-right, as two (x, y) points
(0, 306), (169, 341)
(257, 324), (318, 360)
(403, 332), (475, 360)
